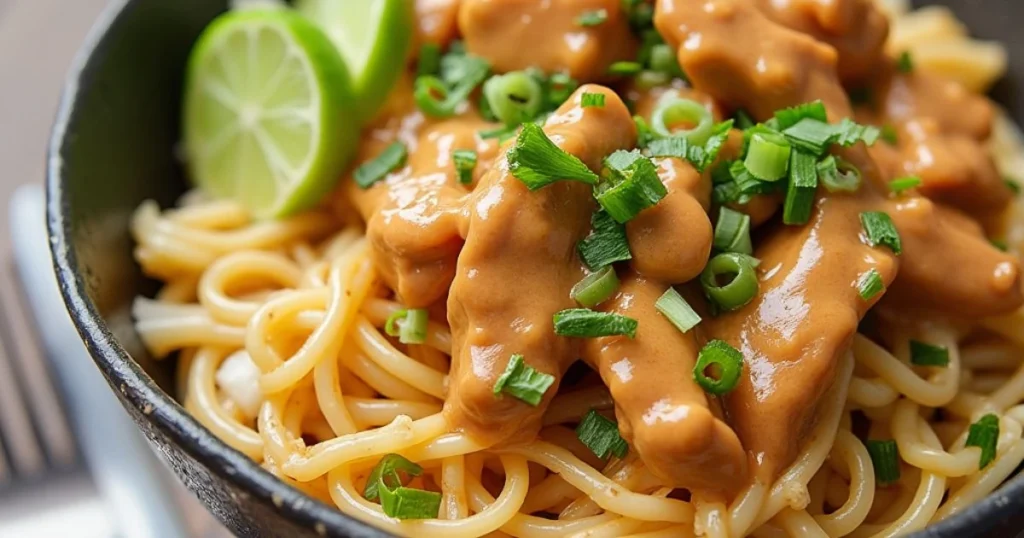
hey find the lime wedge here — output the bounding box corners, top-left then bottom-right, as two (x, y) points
(182, 9), (359, 218)
(295, 0), (413, 121)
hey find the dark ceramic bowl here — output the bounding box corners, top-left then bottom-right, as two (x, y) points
(44, 0), (1024, 536)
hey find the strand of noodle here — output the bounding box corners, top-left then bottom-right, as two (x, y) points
(187, 347), (263, 459)
(540, 426), (605, 469)
(280, 413), (448, 482)
(301, 261), (329, 288)
(960, 343), (1023, 370)
(693, 497), (729, 538)
(498, 442), (693, 523)
(251, 242), (375, 393)
(347, 433), (485, 471)
(980, 310), (1024, 347)
(338, 366), (377, 398)
(559, 458), (654, 520)
(567, 516), (648, 538)
(806, 467), (830, 515)
(464, 471), (621, 537)
(156, 277), (198, 303)
(967, 374), (1012, 394)
(738, 350), (855, 535)
(749, 523), (786, 538)
(774, 509), (827, 538)
(727, 482), (767, 538)
(176, 348), (196, 399)
(283, 385), (315, 435)
(148, 207), (335, 253)
(165, 197), (249, 228)
(290, 242), (318, 268)
(341, 348), (438, 402)
(848, 376), (900, 409)
(985, 360), (1024, 411)
(304, 411), (337, 442)
(945, 391), (990, 418)
(441, 455), (469, 520)
(891, 399), (982, 476)
(198, 251), (304, 326)
(814, 429), (875, 536)
(362, 298), (453, 354)
(325, 455), (528, 538)
(314, 350), (359, 435)
(520, 473), (583, 514)
(409, 345), (450, 373)
(321, 228), (365, 260)
(623, 525), (695, 538)
(933, 416), (1024, 521)
(352, 317), (447, 399)
(136, 243), (217, 278)
(543, 386), (615, 426)
(343, 397), (442, 426)
(852, 334), (959, 407)
(133, 298), (245, 358)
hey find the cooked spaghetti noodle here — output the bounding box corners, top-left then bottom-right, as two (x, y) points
(133, 1), (1024, 536)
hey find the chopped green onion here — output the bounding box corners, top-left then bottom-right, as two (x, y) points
(483, 71), (543, 126)
(416, 52), (490, 119)
(634, 115), (658, 149)
(578, 209), (632, 270)
(576, 8), (608, 27)
(576, 409), (629, 459)
(571, 266), (620, 308)
(866, 440), (901, 486)
(608, 61), (643, 76)
(493, 354), (555, 406)
(714, 207), (753, 255)
(1006, 178), (1021, 195)
(774, 100), (827, 130)
(417, 43), (441, 77)
(880, 124), (899, 146)
(355, 142), (408, 188)
(384, 308), (428, 344)
(651, 97), (714, 144)
(735, 109), (755, 130)
(694, 340), (744, 395)
(700, 253), (760, 312)
(413, 76), (455, 117)
(860, 211), (902, 255)
(553, 308), (638, 338)
(655, 287), (702, 334)
(858, 269), (885, 301)
(478, 123), (519, 142)
(897, 51), (914, 73)
(453, 149), (477, 185)
(507, 123), (599, 190)
(818, 155), (862, 193)
(596, 150), (667, 223)
(965, 414), (1000, 469)
(889, 176), (921, 194)
(783, 150), (818, 225)
(782, 118), (838, 156)
(991, 239), (1009, 252)
(581, 92), (606, 108)
(745, 130), (791, 181)
(544, 72), (579, 110)
(635, 70), (670, 90)
(364, 454), (441, 520)
(910, 340), (949, 367)
(833, 118), (880, 147)
(648, 44), (683, 77)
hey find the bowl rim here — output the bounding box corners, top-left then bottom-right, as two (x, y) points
(43, 1), (1024, 537)
(44, 1), (388, 536)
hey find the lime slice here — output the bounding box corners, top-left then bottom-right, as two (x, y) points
(182, 9), (359, 218)
(295, 0), (413, 121)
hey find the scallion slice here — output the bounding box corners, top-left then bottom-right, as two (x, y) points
(483, 71), (543, 126)
(889, 176), (922, 195)
(417, 43), (441, 77)
(782, 118), (837, 156)
(577, 210), (632, 270)
(858, 269), (885, 301)
(1006, 178), (1021, 195)
(553, 308), (638, 339)
(581, 92), (606, 108)
(713, 207), (753, 255)
(596, 150), (666, 223)
(571, 266), (620, 308)
(492, 354), (555, 406)
(576, 8), (608, 26)
(880, 125), (899, 146)
(965, 414), (1000, 469)
(694, 340), (743, 395)
(909, 340), (949, 367)
(507, 123), (599, 190)
(453, 149), (477, 185)
(651, 96), (714, 144)
(700, 253), (760, 312)
(860, 211), (903, 255)
(991, 239), (1009, 252)
(783, 150), (818, 225)
(866, 440), (901, 485)
(355, 142), (408, 189)
(744, 131), (791, 181)
(655, 287), (702, 334)
(576, 409), (629, 460)
(384, 308), (428, 344)
(897, 51), (914, 73)
(364, 454), (441, 520)
(774, 100), (827, 130)
(818, 155), (862, 193)
(608, 61), (643, 76)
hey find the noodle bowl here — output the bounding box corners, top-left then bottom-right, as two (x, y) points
(129, 1), (1024, 537)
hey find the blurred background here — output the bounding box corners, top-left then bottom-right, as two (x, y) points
(0, 1), (228, 536)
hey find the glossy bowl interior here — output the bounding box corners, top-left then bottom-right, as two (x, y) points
(45, 0), (1024, 536)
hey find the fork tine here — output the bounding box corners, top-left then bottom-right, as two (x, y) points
(0, 336), (45, 478)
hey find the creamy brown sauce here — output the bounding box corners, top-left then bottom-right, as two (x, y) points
(340, 0), (1024, 500)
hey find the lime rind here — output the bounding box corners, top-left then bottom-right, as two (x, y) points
(183, 9), (359, 218)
